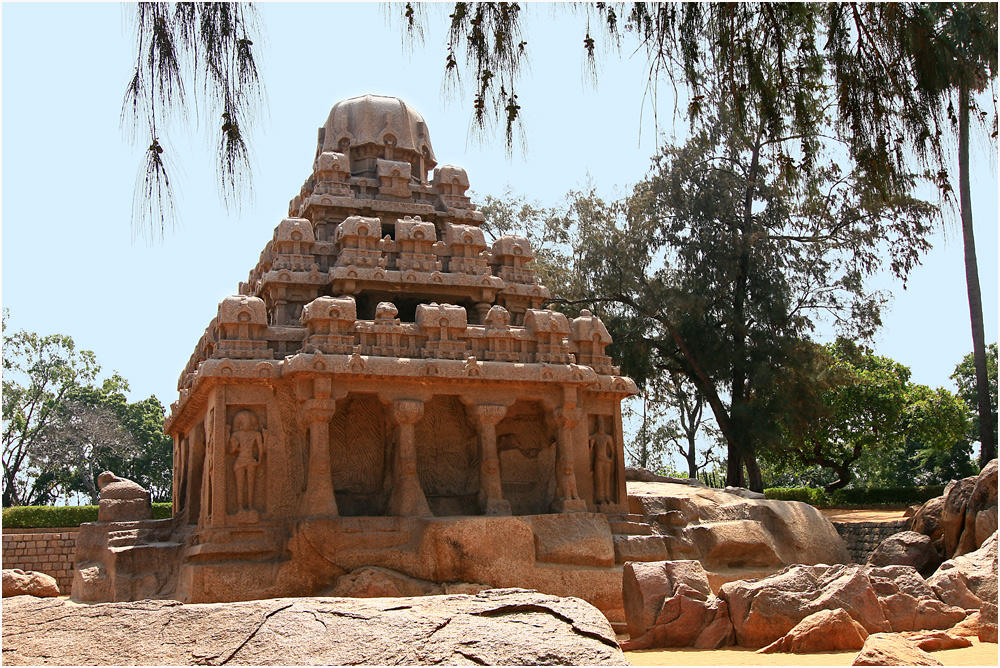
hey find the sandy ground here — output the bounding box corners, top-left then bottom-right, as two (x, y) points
(818, 507), (910, 522)
(623, 638), (999, 666)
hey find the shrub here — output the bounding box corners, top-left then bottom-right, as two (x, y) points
(764, 486), (945, 507)
(764, 487), (831, 505)
(826, 486), (945, 506)
(2, 503), (172, 528)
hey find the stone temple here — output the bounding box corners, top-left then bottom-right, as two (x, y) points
(73, 95), (639, 623)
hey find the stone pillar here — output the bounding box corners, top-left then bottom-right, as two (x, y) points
(172, 435), (182, 514)
(301, 401), (339, 516)
(210, 403), (228, 525)
(387, 399), (432, 517)
(473, 404), (511, 516)
(186, 424), (205, 524)
(474, 302), (491, 325)
(551, 406), (587, 513)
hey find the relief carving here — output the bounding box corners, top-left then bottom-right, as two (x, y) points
(496, 401), (556, 515)
(589, 416), (615, 506)
(228, 410), (266, 513)
(415, 396), (478, 514)
(200, 409), (215, 526)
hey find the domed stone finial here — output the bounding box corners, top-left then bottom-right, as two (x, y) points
(319, 95), (436, 182)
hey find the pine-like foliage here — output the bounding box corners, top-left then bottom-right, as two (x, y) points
(123, 2), (265, 240)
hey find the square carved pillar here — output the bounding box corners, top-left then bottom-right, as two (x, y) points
(210, 402), (229, 526)
(301, 400), (339, 516)
(387, 399), (432, 517)
(551, 406), (587, 513)
(472, 404), (511, 516)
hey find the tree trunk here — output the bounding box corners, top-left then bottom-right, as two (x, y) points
(744, 452), (764, 493)
(686, 432), (698, 479)
(958, 82), (996, 468)
(726, 452), (744, 488)
(824, 465), (853, 491)
(727, 130), (764, 491)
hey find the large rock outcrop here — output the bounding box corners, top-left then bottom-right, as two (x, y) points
(759, 608), (869, 654)
(901, 630), (973, 652)
(622, 481), (850, 584)
(718, 563), (967, 648)
(965, 459), (998, 553)
(926, 530), (998, 611)
(910, 496), (945, 543)
(852, 633), (943, 666)
(1, 589), (628, 666)
(916, 459), (997, 560)
(620, 560), (734, 650)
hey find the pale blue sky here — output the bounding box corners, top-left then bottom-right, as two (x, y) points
(2, 3), (997, 442)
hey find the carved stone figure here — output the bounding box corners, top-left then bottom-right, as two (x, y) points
(590, 418), (615, 506)
(200, 409), (215, 525)
(96, 471), (152, 522)
(228, 411), (265, 512)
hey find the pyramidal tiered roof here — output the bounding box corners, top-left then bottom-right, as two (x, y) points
(168, 95), (632, 424)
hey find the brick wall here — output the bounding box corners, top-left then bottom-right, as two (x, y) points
(2, 528), (79, 593)
(833, 519), (911, 564)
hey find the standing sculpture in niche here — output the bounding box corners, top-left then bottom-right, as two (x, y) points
(590, 417), (615, 506)
(229, 410), (266, 513)
(201, 410), (215, 524)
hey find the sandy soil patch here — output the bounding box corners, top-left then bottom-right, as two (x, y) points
(819, 507), (908, 522)
(624, 638), (997, 666)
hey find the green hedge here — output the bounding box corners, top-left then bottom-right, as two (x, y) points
(764, 487), (832, 505)
(764, 486), (946, 507)
(2, 503), (172, 529)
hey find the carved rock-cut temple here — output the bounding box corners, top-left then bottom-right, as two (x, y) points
(72, 95), (639, 623)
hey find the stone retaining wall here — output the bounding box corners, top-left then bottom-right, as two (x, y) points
(833, 519), (911, 564)
(2, 529), (79, 593)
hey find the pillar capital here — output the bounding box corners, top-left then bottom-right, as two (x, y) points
(552, 406), (581, 429)
(392, 399), (425, 426)
(302, 397), (337, 419)
(472, 403), (508, 427)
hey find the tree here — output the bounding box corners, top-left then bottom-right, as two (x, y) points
(953, 342), (999, 458)
(567, 107), (934, 491)
(779, 340), (911, 491)
(891, 3), (998, 468)
(35, 396), (140, 505)
(2, 314), (174, 505)
(2, 313), (100, 506)
(55, 375), (175, 503)
(622, 371), (719, 479)
(772, 345), (973, 489)
(898, 383), (975, 485)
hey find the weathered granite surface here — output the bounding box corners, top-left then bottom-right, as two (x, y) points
(2, 589), (628, 666)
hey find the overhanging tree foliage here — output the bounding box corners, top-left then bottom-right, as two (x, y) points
(123, 2), (265, 240)
(403, 1), (998, 468)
